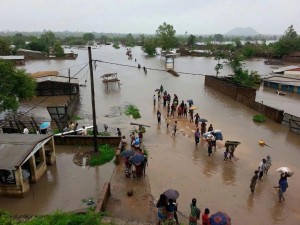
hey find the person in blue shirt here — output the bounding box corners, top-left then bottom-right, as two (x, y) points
(274, 177), (288, 202)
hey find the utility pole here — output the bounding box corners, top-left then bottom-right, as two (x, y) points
(88, 47), (98, 152)
(68, 68), (71, 99)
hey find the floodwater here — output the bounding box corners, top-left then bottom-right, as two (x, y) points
(1, 46), (300, 224)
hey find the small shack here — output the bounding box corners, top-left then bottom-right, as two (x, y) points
(16, 49), (47, 60)
(0, 134), (56, 197)
(101, 73), (120, 89)
(31, 71), (79, 96)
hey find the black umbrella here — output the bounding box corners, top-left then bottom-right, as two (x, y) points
(163, 189), (179, 200)
(199, 118), (208, 123)
(120, 149), (134, 158)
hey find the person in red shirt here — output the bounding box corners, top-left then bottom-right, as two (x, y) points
(202, 208), (210, 225)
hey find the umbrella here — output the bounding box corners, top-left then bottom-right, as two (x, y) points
(199, 118), (208, 123)
(276, 167), (294, 176)
(163, 189), (179, 200)
(40, 122), (50, 130)
(155, 88), (160, 92)
(189, 106), (198, 110)
(130, 154), (145, 165)
(210, 212), (231, 225)
(120, 149), (134, 158)
(187, 99), (194, 104)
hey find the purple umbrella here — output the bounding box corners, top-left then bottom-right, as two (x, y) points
(163, 189), (179, 200)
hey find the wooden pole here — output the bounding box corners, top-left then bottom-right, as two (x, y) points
(88, 47), (98, 152)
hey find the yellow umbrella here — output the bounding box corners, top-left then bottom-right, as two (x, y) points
(189, 106), (198, 110)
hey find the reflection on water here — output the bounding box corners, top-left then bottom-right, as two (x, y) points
(6, 46), (300, 224)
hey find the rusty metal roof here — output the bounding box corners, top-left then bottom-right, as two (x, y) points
(0, 134), (53, 170)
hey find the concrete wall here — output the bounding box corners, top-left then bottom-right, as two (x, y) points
(205, 76), (284, 123)
(54, 135), (121, 146)
(95, 182), (111, 212)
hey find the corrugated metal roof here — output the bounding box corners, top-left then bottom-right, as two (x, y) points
(272, 66), (299, 73)
(35, 76), (79, 84)
(0, 134), (53, 170)
(0, 55), (24, 60)
(263, 76), (300, 86)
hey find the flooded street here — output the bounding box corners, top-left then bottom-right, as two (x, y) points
(1, 45), (300, 224)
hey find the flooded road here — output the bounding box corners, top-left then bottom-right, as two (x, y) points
(1, 45), (299, 224)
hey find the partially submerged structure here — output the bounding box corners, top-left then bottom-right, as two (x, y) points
(0, 134), (56, 197)
(101, 73), (120, 90)
(0, 55), (25, 65)
(31, 71), (79, 96)
(263, 66), (300, 94)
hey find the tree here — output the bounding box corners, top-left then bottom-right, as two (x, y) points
(214, 34), (224, 43)
(125, 33), (136, 47)
(13, 33), (26, 49)
(143, 38), (157, 56)
(53, 41), (64, 57)
(156, 22), (177, 51)
(273, 25), (300, 57)
(0, 60), (36, 112)
(0, 38), (11, 55)
(140, 34), (145, 46)
(187, 35), (196, 48)
(83, 33), (95, 41)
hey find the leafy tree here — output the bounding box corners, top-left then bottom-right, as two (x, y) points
(143, 38), (157, 56)
(13, 33), (26, 49)
(214, 34), (224, 43)
(53, 41), (64, 57)
(100, 35), (108, 44)
(0, 60), (36, 112)
(273, 25), (300, 57)
(0, 38), (11, 55)
(187, 34), (196, 48)
(83, 32), (95, 41)
(156, 22), (177, 51)
(27, 40), (46, 52)
(140, 34), (145, 46)
(125, 33), (136, 47)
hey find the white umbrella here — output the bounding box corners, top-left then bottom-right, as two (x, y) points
(276, 167), (294, 175)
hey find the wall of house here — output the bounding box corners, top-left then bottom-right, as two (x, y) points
(205, 76), (284, 123)
(54, 135), (121, 146)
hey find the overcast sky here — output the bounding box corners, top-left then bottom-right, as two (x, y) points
(1, 0), (299, 35)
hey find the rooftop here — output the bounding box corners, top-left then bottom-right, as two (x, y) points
(263, 75), (300, 86)
(0, 55), (24, 60)
(0, 134), (53, 170)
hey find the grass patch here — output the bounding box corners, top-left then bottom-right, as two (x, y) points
(70, 115), (83, 121)
(90, 144), (115, 166)
(52, 128), (60, 134)
(253, 114), (266, 122)
(124, 104), (141, 119)
(0, 210), (103, 225)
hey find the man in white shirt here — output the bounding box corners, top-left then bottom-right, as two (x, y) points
(258, 158), (267, 180)
(23, 126), (29, 134)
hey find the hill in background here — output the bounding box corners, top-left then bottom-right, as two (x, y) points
(225, 27), (260, 36)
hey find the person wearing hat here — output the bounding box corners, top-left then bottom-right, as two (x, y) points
(189, 198), (200, 225)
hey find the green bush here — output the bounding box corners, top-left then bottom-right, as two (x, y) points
(90, 144), (115, 166)
(124, 104), (141, 119)
(112, 43), (120, 49)
(253, 114), (266, 122)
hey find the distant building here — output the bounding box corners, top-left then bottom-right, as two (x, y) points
(16, 48), (47, 60)
(0, 55), (25, 65)
(282, 52), (300, 63)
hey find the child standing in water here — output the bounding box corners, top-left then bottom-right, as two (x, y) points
(224, 148), (229, 161)
(265, 155), (272, 174)
(250, 170), (259, 194)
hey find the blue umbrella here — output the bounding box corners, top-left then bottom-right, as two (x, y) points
(130, 154), (145, 165)
(187, 99), (194, 104)
(120, 149), (134, 158)
(210, 212), (231, 225)
(40, 122), (50, 130)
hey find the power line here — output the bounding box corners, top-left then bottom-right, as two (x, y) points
(56, 62), (89, 72)
(93, 59), (206, 76)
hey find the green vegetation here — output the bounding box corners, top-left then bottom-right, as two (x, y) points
(71, 115), (83, 121)
(124, 104), (141, 119)
(253, 114), (266, 122)
(90, 144), (115, 166)
(112, 43), (120, 49)
(0, 60), (36, 112)
(142, 38), (157, 56)
(156, 22), (177, 52)
(0, 210), (103, 225)
(0, 38), (11, 55)
(52, 128), (60, 134)
(187, 34), (196, 49)
(83, 32), (95, 41)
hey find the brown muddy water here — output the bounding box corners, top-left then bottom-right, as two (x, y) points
(1, 46), (300, 224)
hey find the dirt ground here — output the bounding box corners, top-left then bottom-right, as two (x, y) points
(105, 156), (157, 224)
